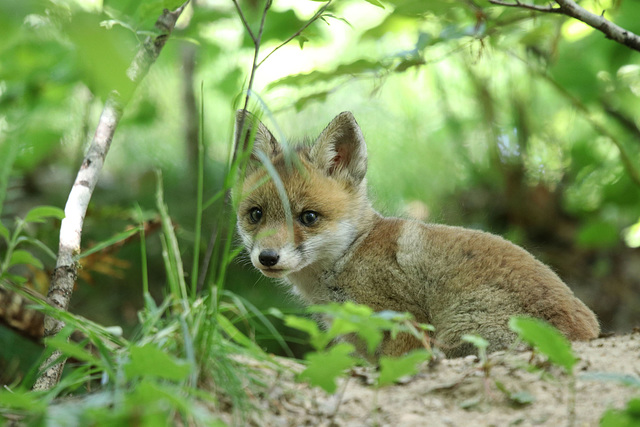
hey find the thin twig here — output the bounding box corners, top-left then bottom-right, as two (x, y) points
(602, 101), (640, 142)
(232, 0), (256, 44)
(488, 0), (640, 52)
(257, 1), (332, 68)
(32, 1), (190, 392)
(232, 0), (272, 165)
(488, 0), (562, 13)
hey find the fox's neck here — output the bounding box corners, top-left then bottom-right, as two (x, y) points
(286, 205), (380, 304)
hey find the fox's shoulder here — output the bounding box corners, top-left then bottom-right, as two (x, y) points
(354, 216), (531, 265)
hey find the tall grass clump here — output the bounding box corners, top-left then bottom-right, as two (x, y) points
(0, 101), (284, 425)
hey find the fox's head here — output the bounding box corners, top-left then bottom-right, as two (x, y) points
(234, 111), (374, 280)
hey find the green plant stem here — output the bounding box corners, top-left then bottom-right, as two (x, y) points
(257, 1), (332, 68)
(0, 139), (20, 217)
(190, 81), (205, 297)
(232, 0), (272, 166)
(199, 0), (272, 303)
(135, 205), (150, 298)
(1, 220), (23, 274)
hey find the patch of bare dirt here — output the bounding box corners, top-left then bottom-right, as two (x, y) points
(241, 332), (640, 426)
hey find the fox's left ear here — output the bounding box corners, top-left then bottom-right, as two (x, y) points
(235, 110), (281, 174)
(310, 112), (367, 185)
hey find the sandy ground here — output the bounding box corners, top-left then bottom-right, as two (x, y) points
(239, 332), (640, 426)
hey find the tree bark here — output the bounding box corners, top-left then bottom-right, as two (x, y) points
(488, 0), (640, 53)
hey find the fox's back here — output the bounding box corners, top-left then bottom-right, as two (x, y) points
(337, 217), (599, 345)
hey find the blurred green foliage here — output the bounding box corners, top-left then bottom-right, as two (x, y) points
(0, 0), (639, 387)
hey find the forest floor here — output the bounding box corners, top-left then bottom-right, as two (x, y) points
(232, 331), (640, 426)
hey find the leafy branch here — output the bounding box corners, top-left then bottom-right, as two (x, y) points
(32, 2), (190, 392)
(487, 0), (640, 52)
(257, 1), (333, 68)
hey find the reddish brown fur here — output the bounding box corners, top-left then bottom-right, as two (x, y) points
(235, 111), (600, 358)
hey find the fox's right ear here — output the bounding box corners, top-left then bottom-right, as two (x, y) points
(310, 111), (367, 186)
(235, 110), (280, 172)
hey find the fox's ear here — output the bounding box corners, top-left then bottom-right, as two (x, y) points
(235, 110), (280, 170)
(310, 111), (367, 185)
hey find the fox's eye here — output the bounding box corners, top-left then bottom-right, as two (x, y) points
(299, 210), (319, 226)
(248, 207), (262, 223)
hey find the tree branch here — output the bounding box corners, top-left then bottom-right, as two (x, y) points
(488, 0), (562, 13)
(232, 0), (257, 44)
(555, 0), (640, 52)
(488, 0), (640, 52)
(32, 1), (190, 392)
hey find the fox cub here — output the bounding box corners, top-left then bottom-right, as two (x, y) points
(235, 110), (600, 358)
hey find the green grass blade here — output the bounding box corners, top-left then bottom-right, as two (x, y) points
(190, 81), (205, 297)
(75, 226), (140, 260)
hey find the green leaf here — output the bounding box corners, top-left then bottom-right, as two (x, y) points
(46, 335), (101, 366)
(217, 313), (261, 351)
(9, 250), (44, 269)
(0, 221), (9, 244)
(395, 57), (426, 72)
(601, 398), (640, 427)
(299, 343), (358, 393)
(130, 379), (190, 409)
(363, 0), (385, 8)
(4, 274), (28, 284)
(580, 372), (640, 388)
(509, 316), (577, 373)
(268, 59), (385, 90)
(76, 226), (140, 259)
(297, 35), (309, 49)
(311, 302), (385, 354)
(385, 0), (460, 17)
(377, 350), (430, 387)
(284, 315), (325, 350)
(0, 389), (48, 412)
(124, 344), (191, 381)
(63, 12), (135, 100)
(294, 91), (329, 111)
(0, 137), (20, 217)
(24, 206), (65, 223)
(16, 237), (57, 262)
(494, 380), (535, 406)
(461, 334), (489, 350)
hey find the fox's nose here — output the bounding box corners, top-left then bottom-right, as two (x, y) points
(258, 249), (279, 267)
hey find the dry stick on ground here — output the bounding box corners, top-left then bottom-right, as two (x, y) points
(32, 2), (190, 392)
(488, 0), (640, 53)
